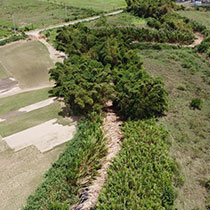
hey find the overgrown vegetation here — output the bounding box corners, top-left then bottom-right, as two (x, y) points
(0, 34), (28, 46)
(23, 114), (107, 209)
(97, 119), (176, 209)
(23, 1), (210, 209)
(53, 23), (168, 118)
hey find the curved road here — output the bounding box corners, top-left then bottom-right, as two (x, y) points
(26, 10), (123, 36)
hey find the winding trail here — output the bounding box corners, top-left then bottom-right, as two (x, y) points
(25, 10), (123, 37)
(72, 103), (123, 210)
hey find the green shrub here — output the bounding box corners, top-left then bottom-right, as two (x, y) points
(190, 98), (203, 110)
(177, 84), (186, 91)
(114, 69), (168, 120)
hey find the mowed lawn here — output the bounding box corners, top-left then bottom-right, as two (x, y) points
(45, 0), (126, 11)
(0, 40), (53, 89)
(0, 102), (62, 137)
(0, 88), (51, 116)
(177, 10), (210, 29)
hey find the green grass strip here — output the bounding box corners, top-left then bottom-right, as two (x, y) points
(23, 113), (107, 210)
(97, 119), (176, 210)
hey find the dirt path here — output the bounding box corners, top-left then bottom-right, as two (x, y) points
(72, 103), (123, 210)
(26, 10), (123, 37)
(187, 32), (204, 47)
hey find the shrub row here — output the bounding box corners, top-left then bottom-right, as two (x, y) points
(97, 119), (176, 210)
(0, 34), (28, 46)
(23, 114), (107, 209)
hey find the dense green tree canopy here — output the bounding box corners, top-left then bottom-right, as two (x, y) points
(125, 0), (176, 18)
(50, 55), (113, 115)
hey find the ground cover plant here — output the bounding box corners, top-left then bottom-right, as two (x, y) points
(97, 119), (176, 209)
(23, 113), (107, 209)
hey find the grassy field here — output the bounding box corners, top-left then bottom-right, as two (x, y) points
(0, 40), (53, 89)
(0, 102), (62, 137)
(0, 0), (98, 38)
(138, 46), (210, 210)
(177, 10), (210, 29)
(0, 62), (9, 80)
(86, 12), (147, 28)
(0, 88), (51, 116)
(42, 0), (126, 12)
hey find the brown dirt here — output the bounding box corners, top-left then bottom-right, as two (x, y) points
(71, 102), (123, 210)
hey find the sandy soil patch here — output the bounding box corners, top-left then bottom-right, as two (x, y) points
(3, 118), (76, 153)
(0, 139), (66, 210)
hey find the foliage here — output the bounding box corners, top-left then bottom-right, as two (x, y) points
(53, 24), (169, 117)
(23, 114), (107, 209)
(50, 55), (113, 115)
(97, 119), (176, 210)
(125, 0), (176, 18)
(114, 61), (168, 119)
(0, 34), (28, 46)
(190, 98), (203, 110)
(197, 36), (210, 58)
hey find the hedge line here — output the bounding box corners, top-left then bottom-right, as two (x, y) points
(0, 34), (28, 46)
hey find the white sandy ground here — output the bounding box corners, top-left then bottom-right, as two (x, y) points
(3, 119), (76, 153)
(18, 97), (56, 112)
